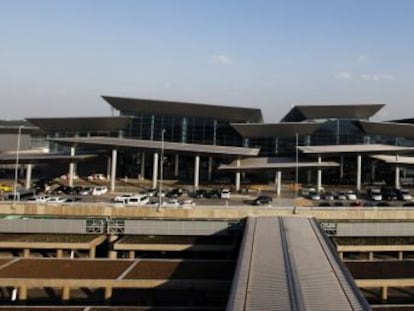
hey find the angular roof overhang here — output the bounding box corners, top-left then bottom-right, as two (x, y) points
(281, 104), (384, 122)
(298, 144), (414, 156)
(356, 121), (414, 138)
(371, 154), (414, 165)
(102, 95), (264, 123)
(0, 153), (98, 165)
(26, 117), (133, 133)
(218, 157), (338, 172)
(230, 122), (322, 138)
(50, 137), (260, 158)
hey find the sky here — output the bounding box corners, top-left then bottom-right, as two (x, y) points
(1, 0), (414, 122)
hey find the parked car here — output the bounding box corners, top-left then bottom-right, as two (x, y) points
(220, 189), (231, 199)
(335, 192), (347, 200)
(205, 189), (221, 199)
(190, 189), (207, 198)
(345, 191), (358, 201)
(396, 189), (412, 201)
(26, 195), (52, 203)
(166, 188), (184, 198)
(252, 195), (273, 205)
(0, 183), (13, 193)
(181, 199), (196, 208)
(47, 196), (68, 203)
(381, 187), (398, 201)
(88, 173), (106, 181)
(308, 191), (321, 201)
(113, 193), (135, 203)
(91, 186), (108, 196)
(162, 199), (181, 208)
(322, 191), (335, 201)
(78, 187), (93, 196)
(367, 188), (382, 201)
(53, 185), (76, 195)
(124, 195), (149, 206)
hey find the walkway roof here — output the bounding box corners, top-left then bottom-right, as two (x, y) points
(371, 154), (414, 165)
(298, 144), (414, 155)
(218, 157), (339, 172)
(102, 95), (264, 123)
(26, 116), (133, 133)
(281, 104), (384, 122)
(356, 121), (414, 138)
(230, 122), (322, 138)
(227, 216), (369, 311)
(0, 153), (97, 165)
(50, 136), (260, 158)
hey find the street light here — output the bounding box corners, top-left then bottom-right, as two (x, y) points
(13, 125), (23, 205)
(294, 132), (299, 214)
(158, 129), (166, 210)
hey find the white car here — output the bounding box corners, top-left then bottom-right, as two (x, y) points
(113, 193), (135, 203)
(125, 195), (149, 206)
(367, 188), (382, 201)
(181, 199), (196, 209)
(221, 189), (231, 199)
(346, 191), (358, 201)
(91, 186), (108, 196)
(162, 199), (181, 208)
(47, 196), (68, 203)
(88, 173), (106, 181)
(26, 195), (52, 203)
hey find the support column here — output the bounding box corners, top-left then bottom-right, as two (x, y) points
(317, 156), (322, 192)
(89, 247), (96, 259)
(235, 159), (241, 192)
(369, 252), (374, 261)
(356, 155), (362, 192)
(194, 155), (200, 190)
(152, 153), (159, 190)
(110, 149), (117, 192)
(381, 286), (388, 302)
(62, 286), (70, 301)
(129, 250), (135, 259)
(106, 156), (111, 180)
(107, 235), (118, 259)
(174, 154), (179, 178)
(208, 157), (213, 181)
(398, 251), (403, 261)
(275, 170), (282, 197)
(68, 146), (75, 187)
(338, 252), (343, 260)
(395, 166), (401, 189)
(25, 164), (32, 190)
(18, 286), (27, 301)
(140, 153), (146, 180)
(56, 249), (63, 258)
(340, 156), (344, 180)
(23, 248), (30, 258)
(104, 287), (113, 300)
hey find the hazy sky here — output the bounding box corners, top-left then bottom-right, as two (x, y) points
(1, 0), (414, 122)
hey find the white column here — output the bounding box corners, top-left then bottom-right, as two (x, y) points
(152, 153), (159, 190)
(194, 155), (200, 190)
(25, 164), (32, 190)
(174, 154), (179, 178)
(395, 166), (401, 189)
(317, 156), (322, 192)
(110, 149), (117, 192)
(235, 159), (241, 192)
(140, 153), (145, 180)
(106, 156), (111, 180)
(69, 146), (75, 187)
(208, 157), (213, 181)
(276, 170), (282, 197)
(356, 154), (362, 192)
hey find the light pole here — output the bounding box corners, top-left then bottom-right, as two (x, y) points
(158, 129), (166, 209)
(294, 132), (299, 214)
(13, 125), (23, 205)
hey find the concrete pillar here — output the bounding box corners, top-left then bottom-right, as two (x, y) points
(356, 155), (362, 192)
(381, 286), (388, 302)
(174, 154), (179, 178)
(369, 252), (374, 261)
(129, 250), (135, 259)
(340, 156), (344, 180)
(23, 248), (30, 258)
(317, 156), (322, 192)
(140, 153), (146, 180)
(25, 164), (32, 190)
(106, 156), (111, 180)
(275, 171), (282, 197)
(107, 235), (118, 259)
(194, 155), (200, 190)
(56, 249), (63, 258)
(338, 252), (343, 260)
(395, 166), (401, 189)
(104, 287), (113, 300)
(62, 286), (70, 301)
(235, 159), (241, 192)
(68, 146), (75, 187)
(89, 247), (96, 259)
(208, 157), (213, 181)
(110, 149), (117, 192)
(18, 286), (27, 301)
(399, 251), (403, 261)
(152, 153), (159, 190)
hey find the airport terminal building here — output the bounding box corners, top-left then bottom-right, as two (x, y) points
(2, 96), (414, 192)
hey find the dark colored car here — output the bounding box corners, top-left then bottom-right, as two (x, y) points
(205, 189), (221, 199)
(166, 188), (184, 198)
(53, 185), (76, 195)
(190, 189), (207, 198)
(381, 187), (398, 201)
(252, 195), (273, 205)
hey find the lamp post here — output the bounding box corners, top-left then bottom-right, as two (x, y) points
(158, 129), (166, 209)
(294, 132), (299, 214)
(13, 125), (23, 205)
